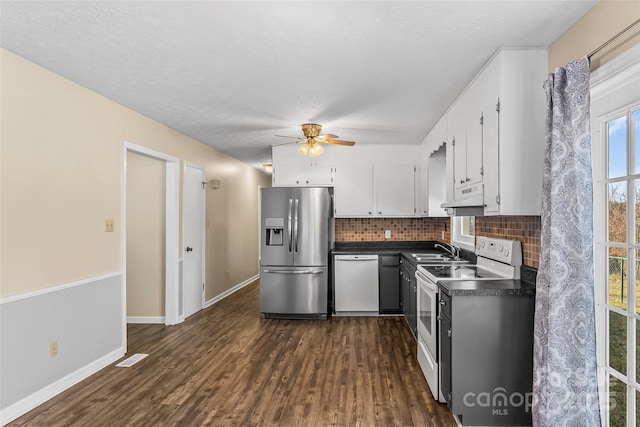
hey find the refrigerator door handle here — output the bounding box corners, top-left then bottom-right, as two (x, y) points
(262, 269), (323, 275)
(287, 198), (293, 252)
(294, 198), (300, 252)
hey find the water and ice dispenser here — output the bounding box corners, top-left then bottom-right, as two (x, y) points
(265, 218), (284, 246)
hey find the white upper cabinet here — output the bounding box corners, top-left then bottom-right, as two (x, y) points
(272, 163), (334, 187)
(443, 48), (548, 215)
(333, 164), (415, 217)
(333, 164), (374, 216)
(482, 49), (548, 215)
(420, 114), (448, 216)
(375, 165), (416, 216)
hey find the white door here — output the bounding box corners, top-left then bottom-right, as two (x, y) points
(183, 163), (205, 318)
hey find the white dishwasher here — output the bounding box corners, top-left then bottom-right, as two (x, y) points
(334, 254), (379, 315)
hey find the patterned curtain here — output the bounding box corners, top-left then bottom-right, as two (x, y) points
(533, 57), (601, 426)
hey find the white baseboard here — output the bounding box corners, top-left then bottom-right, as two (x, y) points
(0, 347), (125, 426)
(126, 316), (165, 324)
(205, 275), (258, 308)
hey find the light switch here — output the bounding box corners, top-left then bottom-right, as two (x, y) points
(105, 219), (115, 232)
(384, 230), (391, 239)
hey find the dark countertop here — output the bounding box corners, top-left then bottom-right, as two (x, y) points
(438, 279), (536, 297)
(333, 241), (439, 255)
(332, 241), (475, 267)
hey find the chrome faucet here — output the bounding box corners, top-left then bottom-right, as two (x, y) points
(434, 243), (460, 261)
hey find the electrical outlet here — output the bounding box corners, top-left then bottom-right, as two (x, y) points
(226, 270), (230, 279)
(384, 230), (391, 239)
(49, 340), (58, 358)
(105, 219), (115, 232)
(442, 230), (445, 240)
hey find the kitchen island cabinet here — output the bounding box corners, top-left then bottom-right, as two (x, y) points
(378, 255), (401, 313)
(438, 280), (535, 426)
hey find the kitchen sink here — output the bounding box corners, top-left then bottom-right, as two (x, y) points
(407, 253), (469, 264)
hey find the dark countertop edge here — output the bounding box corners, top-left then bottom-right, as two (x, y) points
(520, 265), (538, 286)
(438, 279), (536, 297)
(334, 240), (439, 251)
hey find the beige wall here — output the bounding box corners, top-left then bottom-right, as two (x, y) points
(549, 0), (640, 71)
(126, 152), (166, 317)
(0, 48), (271, 299)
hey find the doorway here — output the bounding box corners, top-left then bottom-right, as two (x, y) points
(183, 162), (205, 318)
(122, 141), (179, 351)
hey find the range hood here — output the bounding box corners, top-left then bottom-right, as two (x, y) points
(440, 183), (485, 216)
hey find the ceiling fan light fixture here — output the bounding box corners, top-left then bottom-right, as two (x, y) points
(262, 163), (273, 173)
(308, 141), (324, 157)
(298, 143), (311, 156)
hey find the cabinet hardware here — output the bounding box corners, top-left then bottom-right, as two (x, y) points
(496, 195), (501, 205)
(368, 211), (372, 215)
(452, 137), (455, 146)
(378, 211), (382, 214)
(460, 180), (465, 184)
(496, 98), (501, 113)
(448, 328), (452, 337)
(480, 114), (484, 125)
(465, 177), (470, 182)
(439, 300), (447, 305)
(480, 166), (484, 176)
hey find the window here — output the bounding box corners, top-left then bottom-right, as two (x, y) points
(592, 46), (640, 427)
(451, 216), (475, 250)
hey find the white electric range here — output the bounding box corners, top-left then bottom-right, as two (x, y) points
(414, 237), (523, 403)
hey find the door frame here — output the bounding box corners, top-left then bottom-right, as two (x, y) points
(122, 141), (180, 350)
(182, 161), (206, 320)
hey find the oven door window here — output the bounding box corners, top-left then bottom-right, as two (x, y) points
(417, 280), (437, 358)
(419, 285), (433, 335)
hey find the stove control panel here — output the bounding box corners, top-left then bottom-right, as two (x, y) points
(475, 237), (522, 266)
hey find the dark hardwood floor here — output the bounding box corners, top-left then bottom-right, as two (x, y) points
(9, 281), (456, 426)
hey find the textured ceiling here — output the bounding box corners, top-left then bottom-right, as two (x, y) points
(0, 1), (597, 170)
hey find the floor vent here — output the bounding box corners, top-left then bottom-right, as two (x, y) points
(116, 353), (149, 368)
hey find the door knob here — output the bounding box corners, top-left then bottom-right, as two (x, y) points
(186, 247), (193, 252)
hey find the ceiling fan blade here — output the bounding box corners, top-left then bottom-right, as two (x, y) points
(324, 139), (355, 146)
(318, 134), (339, 140)
(274, 135), (301, 139)
(271, 141), (300, 147)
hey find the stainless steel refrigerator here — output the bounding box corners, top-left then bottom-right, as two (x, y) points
(259, 187), (333, 319)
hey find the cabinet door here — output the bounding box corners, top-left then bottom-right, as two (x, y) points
(440, 313), (452, 407)
(466, 109), (483, 186)
(333, 164), (374, 216)
(379, 255), (401, 313)
(273, 165), (302, 186)
(449, 99), (468, 191)
(304, 165), (333, 186)
(375, 165), (415, 216)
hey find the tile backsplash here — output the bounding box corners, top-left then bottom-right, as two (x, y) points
(335, 215), (541, 268)
(335, 217), (450, 243)
(475, 216), (541, 268)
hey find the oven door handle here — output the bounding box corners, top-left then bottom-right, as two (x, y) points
(416, 271), (438, 292)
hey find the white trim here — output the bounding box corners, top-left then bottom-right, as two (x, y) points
(204, 275), (259, 308)
(0, 347), (124, 426)
(590, 43), (640, 101)
(0, 271), (122, 305)
(182, 161), (206, 317)
(126, 316), (166, 324)
(122, 140), (181, 345)
(450, 216), (475, 251)
(590, 44), (640, 427)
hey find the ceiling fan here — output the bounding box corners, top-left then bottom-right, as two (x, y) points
(275, 123), (355, 157)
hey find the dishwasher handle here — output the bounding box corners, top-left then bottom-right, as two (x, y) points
(334, 255), (379, 261)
